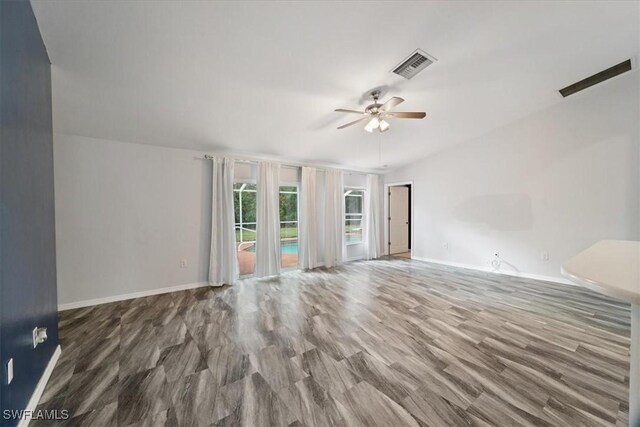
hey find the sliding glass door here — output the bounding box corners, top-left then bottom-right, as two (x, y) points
(279, 185), (299, 269)
(234, 182), (257, 276)
(234, 182), (299, 275)
(344, 188), (364, 244)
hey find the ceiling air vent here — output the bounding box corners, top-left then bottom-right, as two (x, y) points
(392, 49), (437, 80)
(559, 59), (633, 97)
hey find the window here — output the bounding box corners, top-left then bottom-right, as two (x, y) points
(279, 185), (298, 268)
(345, 188), (364, 244)
(234, 182), (299, 275)
(234, 182), (257, 276)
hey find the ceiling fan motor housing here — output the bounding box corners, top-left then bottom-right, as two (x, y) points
(365, 104), (383, 115)
(365, 91), (383, 115)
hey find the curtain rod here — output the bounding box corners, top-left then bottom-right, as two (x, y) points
(199, 154), (369, 175)
(202, 154), (254, 164)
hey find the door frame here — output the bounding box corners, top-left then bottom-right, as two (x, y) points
(384, 181), (414, 257)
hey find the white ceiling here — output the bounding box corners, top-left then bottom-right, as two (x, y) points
(32, 1), (639, 171)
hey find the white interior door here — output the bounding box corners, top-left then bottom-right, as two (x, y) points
(389, 186), (409, 254)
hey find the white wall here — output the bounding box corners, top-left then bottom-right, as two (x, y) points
(54, 134), (212, 305)
(54, 134), (369, 305)
(385, 72), (640, 280)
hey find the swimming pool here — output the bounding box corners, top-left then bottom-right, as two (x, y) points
(243, 238), (361, 255)
(280, 241), (298, 255)
(245, 241), (298, 255)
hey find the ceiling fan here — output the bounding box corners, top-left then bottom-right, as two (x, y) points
(335, 90), (426, 133)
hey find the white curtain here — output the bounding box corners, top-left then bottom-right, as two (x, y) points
(363, 174), (384, 259)
(255, 161), (281, 277)
(323, 169), (344, 268)
(299, 167), (318, 269)
(208, 157), (238, 286)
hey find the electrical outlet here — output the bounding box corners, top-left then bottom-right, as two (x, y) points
(7, 359), (13, 384)
(443, 243), (449, 250)
(491, 252), (501, 269)
(179, 259), (187, 269)
(541, 251), (550, 261)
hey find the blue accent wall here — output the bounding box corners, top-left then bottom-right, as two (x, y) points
(0, 0), (58, 425)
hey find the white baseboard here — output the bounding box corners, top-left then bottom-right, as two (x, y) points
(19, 345), (61, 427)
(410, 256), (574, 286)
(58, 281), (210, 311)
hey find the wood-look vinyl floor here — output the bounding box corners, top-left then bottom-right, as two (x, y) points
(34, 258), (631, 426)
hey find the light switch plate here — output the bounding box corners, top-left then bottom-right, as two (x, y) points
(7, 358), (13, 384)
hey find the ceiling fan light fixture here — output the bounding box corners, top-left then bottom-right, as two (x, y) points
(364, 116), (380, 132)
(334, 92), (426, 132)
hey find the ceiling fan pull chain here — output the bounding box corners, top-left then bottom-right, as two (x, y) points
(378, 131), (382, 166)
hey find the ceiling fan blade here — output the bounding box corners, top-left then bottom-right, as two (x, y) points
(334, 108), (365, 114)
(380, 97), (404, 112)
(337, 116), (369, 129)
(387, 112), (426, 119)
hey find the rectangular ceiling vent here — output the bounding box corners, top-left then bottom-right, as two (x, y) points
(559, 59), (633, 97)
(392, 49), (437, 80)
